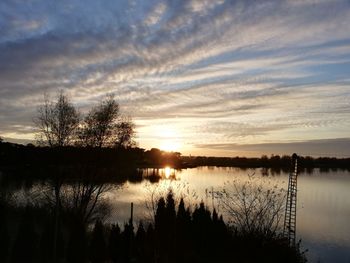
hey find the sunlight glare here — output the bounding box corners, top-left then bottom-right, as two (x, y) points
(160, 141), (180, 152)
(164, 166), (171, 179)
(155, 125), (182, 152)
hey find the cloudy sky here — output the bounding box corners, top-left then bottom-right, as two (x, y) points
(1, 0), (350, 157)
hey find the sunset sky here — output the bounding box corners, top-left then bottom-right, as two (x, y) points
(1, 0), (350, 157)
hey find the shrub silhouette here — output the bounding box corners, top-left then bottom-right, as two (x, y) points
(89, 220), (107, 263)
(11, 208), (39, 263)
(2, 188), (307, 263)
(108, 224), (121, 263)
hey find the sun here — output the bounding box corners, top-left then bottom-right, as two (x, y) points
(160, 141), (180, 152)
(158, 127), (176, 138)
(156, 126), (181, 152)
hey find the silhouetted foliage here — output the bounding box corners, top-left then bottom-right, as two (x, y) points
(1, 141), (348, 175)
(121, 220), (135, 262)
(39, 216), (64, 263)
(217, 176), (286, 238)
(76, 94), (135, 149)
(78, 95), (119, 148)
(142, 148), (182, 168)
(0, 208), (9, 263)
(135, 221), (147, 261)
(66, 217), (88, 263)
(34, 91), (80, 147)
(11, 208), (39, 263)
(140, 191), (306, 263)
(89, 220), (107, 263)
(108, 223), (121, 263)
(182, 154), (350, 170)
(115, 116), (136, 149)
(0, 187), (307, 263)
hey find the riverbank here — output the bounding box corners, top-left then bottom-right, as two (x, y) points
(1, 142), (349, 171)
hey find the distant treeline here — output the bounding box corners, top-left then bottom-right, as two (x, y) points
(0, 142), (184, 185)
(182, 154), (350, 171)
(0, 142), (181, 167)
(1, 141), (349, 174)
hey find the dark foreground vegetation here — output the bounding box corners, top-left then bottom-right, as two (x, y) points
(0, 188), (306, 263)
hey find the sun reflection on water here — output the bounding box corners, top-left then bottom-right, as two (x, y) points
(164, 166), (171, 179)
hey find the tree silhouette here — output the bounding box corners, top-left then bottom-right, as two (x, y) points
(135, 221), (147, 261)
(145, 224), (156, 263)
(60, 171), (110, 225)
(33, 91), (80, 262)
(78, 95), (135, 148)
(39, 216), (64, 263)
(115, 116), (136, 149)
(164, 191), (176, 262)
(78, 95), (119, 148)
(34, 91), (79, 147)
(191, 202), (213, 261)
(11, 208), (39, 263)
(175, 198), (192, 262)
(108, 223), (121, 263)
(155, 197), (166, 232)
(89, 220), (107, 263)
(217, 176), (286, 239)
(121, 221), (134, 262)
(66, 217), (87, 263)
(0, 206), (9, 263)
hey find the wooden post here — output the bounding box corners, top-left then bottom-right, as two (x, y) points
(212, 186), (214, 210)
(130, 202), (134, 225)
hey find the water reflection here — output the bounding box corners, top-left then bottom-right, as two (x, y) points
(2, 166), (350, 262)
(106, 167), (350, 263)
(137, 167), (178, 182)
(164, 166), (171, 179)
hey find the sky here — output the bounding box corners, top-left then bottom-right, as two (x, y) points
(0, 0), (350, 157)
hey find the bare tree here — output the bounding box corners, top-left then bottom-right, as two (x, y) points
(115, 116), (136, 148)
(34, 91), (79, 147)
(78, 95), (135, 148)
(33, 91), (80, 262)
(78, 95), (119, 147)
(216, 175), (286, 238)
(60, 172), (112, 224)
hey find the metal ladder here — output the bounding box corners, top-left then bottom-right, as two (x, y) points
(283, 153), (298, 247)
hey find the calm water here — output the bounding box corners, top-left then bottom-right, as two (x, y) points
(103, 167), (350, 263)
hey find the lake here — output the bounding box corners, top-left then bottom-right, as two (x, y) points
(103, 166), (350, 263)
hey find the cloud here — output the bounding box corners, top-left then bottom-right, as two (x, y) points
(0, 0), (350, 155)
(195, 138), (350, 157)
